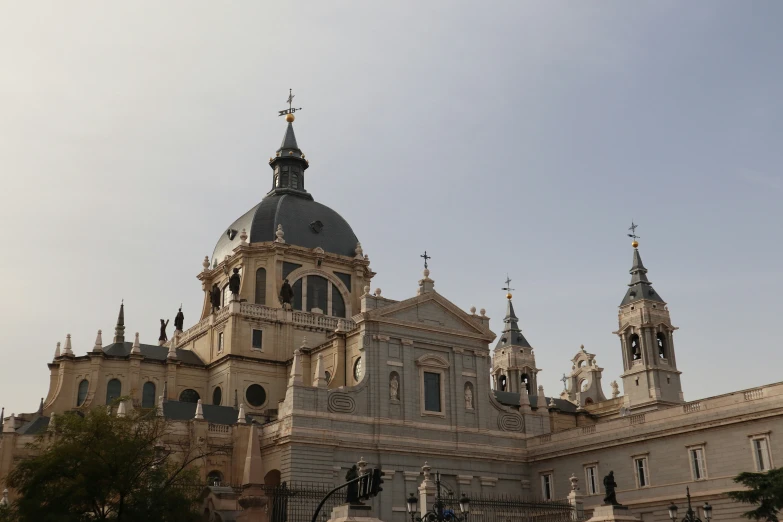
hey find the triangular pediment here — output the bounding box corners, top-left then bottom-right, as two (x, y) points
(366, 292), (495, 340)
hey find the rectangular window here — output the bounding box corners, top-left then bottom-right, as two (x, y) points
(585, 466), (598, 495)
(251, 329), (262, 350)
(423, 372), (441, 412)
(753, 437), (771, 471)
(634, 457), (649, 488)
(690, 448), (706, 480)
(541, 473), (553, 501)
(218, 332), (224, 353)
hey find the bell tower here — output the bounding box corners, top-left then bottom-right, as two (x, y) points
(615, 230), (683, 411)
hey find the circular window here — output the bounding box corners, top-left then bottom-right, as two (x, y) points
(353, 357), (363, 381)
(246, 384), (267, 408)
(179, 389), (200, 403)
(213, 386), (222, 406)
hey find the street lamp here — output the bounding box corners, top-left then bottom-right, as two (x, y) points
(406, 473), (470, 522)
(668, 487), (713, 522)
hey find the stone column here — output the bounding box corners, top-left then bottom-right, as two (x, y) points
(418, 462), (437, 517)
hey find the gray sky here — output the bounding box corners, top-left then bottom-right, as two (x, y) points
(2, 2), (782, 416)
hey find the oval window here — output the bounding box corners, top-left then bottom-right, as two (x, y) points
(353, 357), (363, 382)
(246, 384), (266, 407)
(213, 386), (222, 406)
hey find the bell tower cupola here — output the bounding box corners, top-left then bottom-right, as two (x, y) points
(267, 91), (312, 200)
(615, 226), (683, 411)
(491, 278), (540, 401)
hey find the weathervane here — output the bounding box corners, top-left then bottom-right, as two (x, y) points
(278, 88), (302, 121)
(420, 251), (431, 270)
(627, 221), (640, 247)
(502, 274), (514, 299)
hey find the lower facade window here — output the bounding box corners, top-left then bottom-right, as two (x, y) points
(77, 379), (89, 407)
(585, 465), (598, 495)
(541, 473), (554, 500)
(252, 329), (263, 350)
(689, 447), (707, 480)
(213, 386), (222, 406)
(634, 457), (649, 488)
(752, 437), (772, 471)
(218, 332), (224, 353)
(106, 379), (121, 405)
(142, 382), (156, 409)
(423, 372), (441, 412)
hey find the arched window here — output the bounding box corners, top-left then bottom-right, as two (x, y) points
(255, 268), (266, 305)
(521, 373), (530, 394)
(630, 334), (641, 361)
(213, 386), (222, 406)
(291, 172), (299, 189)
(657, 333), (667, 359)
(292, 278), (303, 311)
(106, 379), (121, 405)
(246, 384), (266, 407)
(207, 470), (224, 487)
(499, 375), (507, 392)
(306, 276), (328, 313)
(142, 382), (156, 409)
(585, 397), (594, 405)
(332, 284), (346, 318)
(179, 389), (200, 403)
(222, 283), (231, 308)
(77, 379), (89, 407)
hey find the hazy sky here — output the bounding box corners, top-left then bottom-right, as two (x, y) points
(2, 2), (782, 416)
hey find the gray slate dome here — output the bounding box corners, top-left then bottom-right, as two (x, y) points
(211, 122), (359, 262)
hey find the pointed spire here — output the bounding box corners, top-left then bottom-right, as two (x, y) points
(54, 342), (61, 359)
(620, 244), (665, 306)
(289, 349), (303, 387)
(167, 337), (177, 359)
(194, 399), (204, 420)
(242, 424), (264, 486)
(93, 330), (103, 352)
(495, 296), (531, 349)
(113, 302), (125, 344)
(131, 332), (141, 354)
(38, 398), (44, 415)
(157, 395), (165, 416)
(63, 334), (73, 356)
(117, 400), (127, 417)
(237, 403), (247, 424)
(267, 117), (311, 199)
(280, 122), (299, 150)
(48, 412), (56, 432)
(313, 354), (327, 388)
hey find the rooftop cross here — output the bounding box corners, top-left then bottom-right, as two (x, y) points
(627, 221), (641, 245)
(278, 88), (303, 119)
(502, 274), (515, 299)
(420, 251), (431, 270)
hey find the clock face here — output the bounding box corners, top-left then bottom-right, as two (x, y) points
(353, 357), (363, 381)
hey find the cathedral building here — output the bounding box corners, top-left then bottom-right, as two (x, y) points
(1, 115), (781, 522)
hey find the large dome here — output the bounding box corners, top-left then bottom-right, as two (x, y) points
(212, 194), (359, 262)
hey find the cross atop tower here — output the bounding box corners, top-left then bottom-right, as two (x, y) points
(502, 274), (514, 299)
(628, 221), (641, 247)
(420, 251), (431, 270)
(278, 89), (303, 121)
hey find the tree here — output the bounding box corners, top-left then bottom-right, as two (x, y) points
(5, 402), (225, 522)
(729, 468), (783, 521)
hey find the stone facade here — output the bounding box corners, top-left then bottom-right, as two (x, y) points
(1, 120), (780, 522)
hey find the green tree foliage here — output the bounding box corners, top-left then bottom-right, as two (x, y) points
(729, 468), (783, 521)
(4, 403), (220, 522)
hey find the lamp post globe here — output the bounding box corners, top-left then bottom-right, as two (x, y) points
(668, 503), (678, 521)
(459, 494), (470, 515)
(703, 502), (712, 521)
(407, 493), (418, 514)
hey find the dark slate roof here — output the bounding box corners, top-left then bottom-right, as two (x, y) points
(493, 391), (579, 413)
(494, 299), (532, 350)
(102, 342), (205, 367)
(211, 122), (359, 262)
(17, 415), (50, 435)
(620, 248), (665, 306)
(212, 195), (359, 261)
(162, 401), (250, 425)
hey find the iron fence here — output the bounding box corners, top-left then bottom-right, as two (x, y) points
(437, 493), (582, 522)
(263, 481), (343, 522)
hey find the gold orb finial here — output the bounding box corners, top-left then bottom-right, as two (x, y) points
(285, 113), (295, 123)
(506, 292), (512, 300)
(632, 240), (639, 248)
